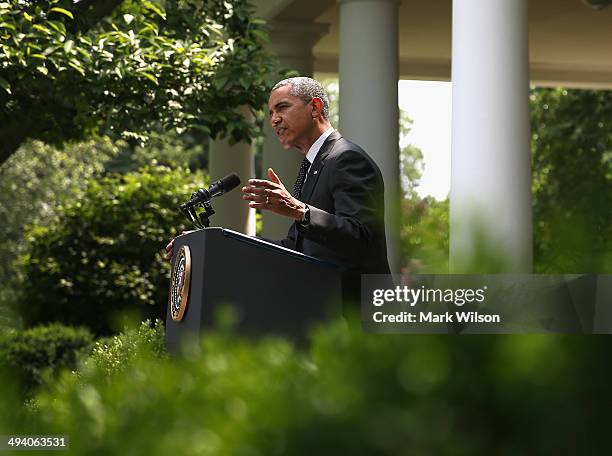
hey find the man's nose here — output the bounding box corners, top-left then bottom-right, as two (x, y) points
(270, 113), (281, 126)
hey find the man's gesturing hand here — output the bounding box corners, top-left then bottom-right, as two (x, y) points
(242, 168), (308, 221)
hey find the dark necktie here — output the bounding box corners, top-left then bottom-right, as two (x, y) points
(293, 158), (310, 198)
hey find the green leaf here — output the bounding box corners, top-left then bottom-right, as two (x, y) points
(43, 46), (59, 57)
(0, 76), (11, 94)
(123, 14), (134, 25)
(0, 22), (17, 31)
(47, 20), (66, 35)
(68, 62), (84, 76)
(214, 76), (228, 90)
(250, 29), (269, 43)
(63, 39), (73, 54)
(143, 1), (166, 20)
(49, 7), (74, 20)
(33, 24), (52, 34)
(192, 124), (211, 135)
(139, 72), (158, 85)
(36, 65), (48, 75)
(75, 47), (91, 60)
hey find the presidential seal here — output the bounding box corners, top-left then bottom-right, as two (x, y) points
(168, 245), (191, 322)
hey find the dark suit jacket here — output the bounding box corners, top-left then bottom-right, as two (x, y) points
(276, 130), (391, 278)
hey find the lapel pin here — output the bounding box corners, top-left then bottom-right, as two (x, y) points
(314, 170), (318, 174)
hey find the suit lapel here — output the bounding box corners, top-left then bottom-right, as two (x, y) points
(300, 130), (341, 203)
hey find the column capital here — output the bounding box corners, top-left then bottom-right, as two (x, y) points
(267, 20), (330, 58)
(338, 0), (399, 5)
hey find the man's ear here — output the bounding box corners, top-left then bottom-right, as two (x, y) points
(311, 97), (325, 118)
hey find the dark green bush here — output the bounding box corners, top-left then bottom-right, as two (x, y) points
(0, 323), (93, 393)
(21, 166), (206, 335)
(0, 138), (122, 323)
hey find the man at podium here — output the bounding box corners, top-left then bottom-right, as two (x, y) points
(166, 77), (390, 302)
(241, 77), (391, 298)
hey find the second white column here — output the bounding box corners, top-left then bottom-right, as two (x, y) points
(338, 0), (400, 272)
(450, 0), (532, 272)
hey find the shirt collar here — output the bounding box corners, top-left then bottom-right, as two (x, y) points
(305, 127), (335, 164)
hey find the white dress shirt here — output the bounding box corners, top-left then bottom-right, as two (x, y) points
(303, 127), (334, 184)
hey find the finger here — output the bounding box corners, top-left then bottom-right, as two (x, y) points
(247, 179), (278, 189)
(248, 202), (269, 209)
(267, 168), (281, 184)
(242, 193), (267, 203)
(241, 185), (267, 195)
(165, 240), (174, 252)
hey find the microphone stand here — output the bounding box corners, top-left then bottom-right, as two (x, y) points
(180, 195), (215, 229)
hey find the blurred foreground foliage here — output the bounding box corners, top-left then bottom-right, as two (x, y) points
(1, 314), (611, 454)
(21, 166), (205, 335)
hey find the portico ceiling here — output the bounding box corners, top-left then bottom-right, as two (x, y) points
(262, 0), (612, 88)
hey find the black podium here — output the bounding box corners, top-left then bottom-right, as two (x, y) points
(165, 228), (342, 352)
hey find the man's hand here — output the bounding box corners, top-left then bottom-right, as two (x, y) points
(242, 168), (307, 221)
(164, 238), (175, 263)
(163, 230), (195, 263)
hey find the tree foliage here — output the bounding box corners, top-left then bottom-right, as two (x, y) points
(397, 110), (423, 196)
(401, 197), (449, 273)
(21, 166), (206, 335)
(0, 0), (277, 164)
(531, 88), (612, 272)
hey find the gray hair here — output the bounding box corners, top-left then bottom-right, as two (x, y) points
(271, 77), (330, 119)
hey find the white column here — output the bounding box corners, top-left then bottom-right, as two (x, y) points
(209, 108), (256, 235)
(338, 0), (400, 272)
(262, 21), (329, 239)
(450, 0), (532, 273)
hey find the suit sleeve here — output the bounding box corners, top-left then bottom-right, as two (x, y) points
(295, 149), (384, 253)
(278, 227), (297, 250)
(264, 225), (297, 250)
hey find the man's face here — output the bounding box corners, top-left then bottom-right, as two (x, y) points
(268, 85), (313, 151)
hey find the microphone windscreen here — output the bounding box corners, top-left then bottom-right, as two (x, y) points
(221, 173), (241, 193)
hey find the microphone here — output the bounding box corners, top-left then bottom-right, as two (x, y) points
(181, 173), (241, 209)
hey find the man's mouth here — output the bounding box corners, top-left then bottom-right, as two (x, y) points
(276, 127), (287, 136)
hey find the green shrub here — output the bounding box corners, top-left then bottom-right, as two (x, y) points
(9, 314), (610, 454)
(0, 138), (122, 320)
(84, 319), (167, 376)
(0, 323), (93, 394)
(21, 166), (206, 335)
